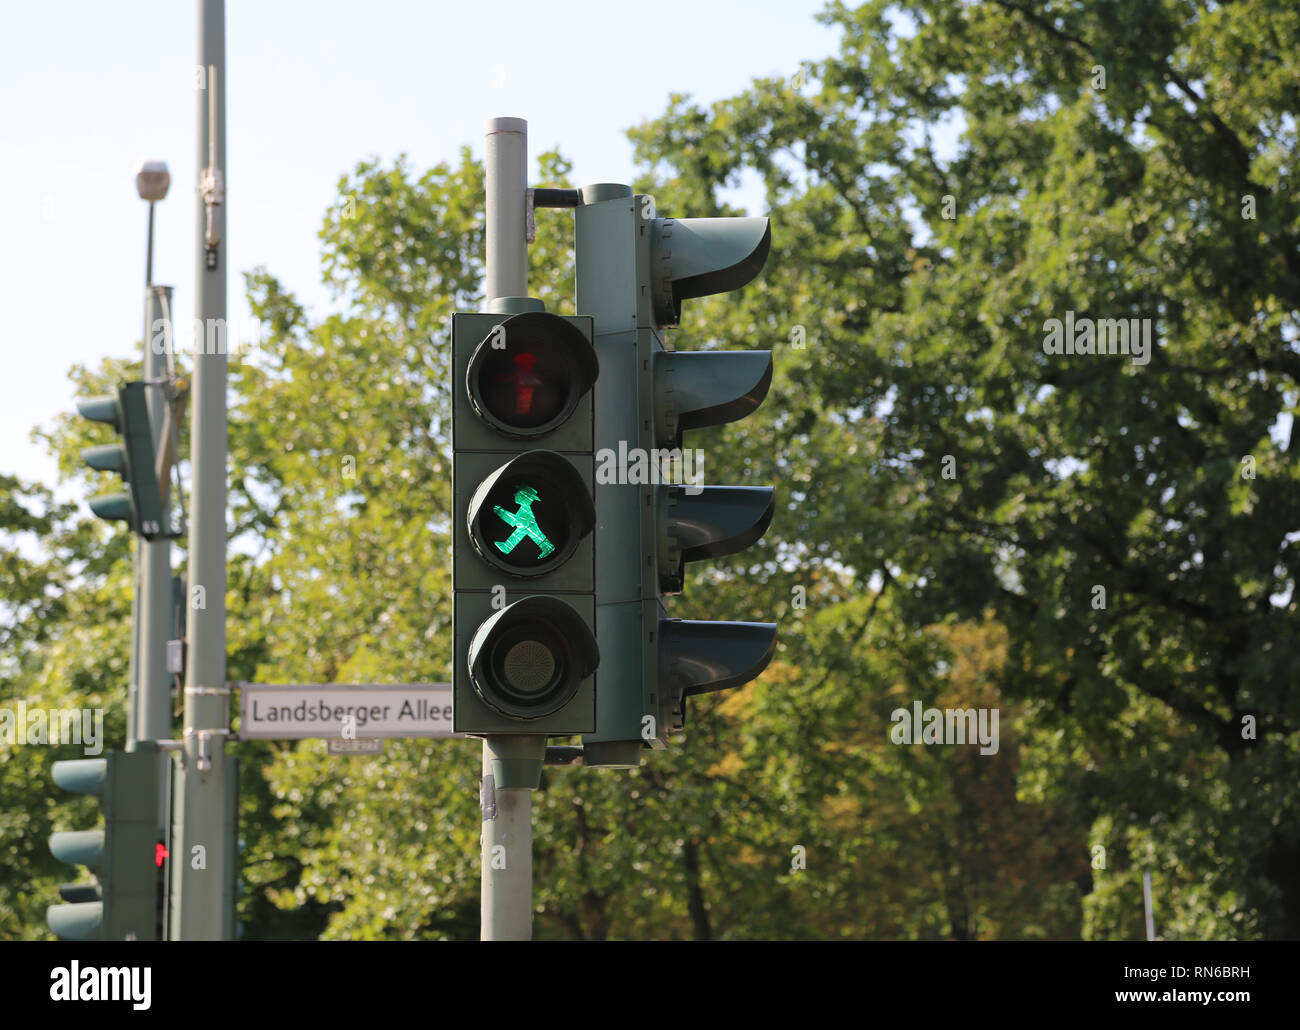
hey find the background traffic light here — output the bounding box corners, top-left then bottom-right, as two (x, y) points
(46, 744), (166, 941)
(451, 301), (601, 736)
(77, 381), (167, 539)
(573, 185), (778, 768)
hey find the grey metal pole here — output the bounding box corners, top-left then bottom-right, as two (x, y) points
(146, 203), (156, 286)
(138, 284), (174, 744)
(481, 739), (537, 940)
(484, 117), (528, 305)
(128, 199), (161, 749)
(127, 543), (142, 746)
(481, 116), (537, 942)
(174, 0), (232, 941)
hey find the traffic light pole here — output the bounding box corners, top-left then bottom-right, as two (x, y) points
(127, 529), (142, 747)
(173, 0), (233, 941)
(138, 284), (174, 745)
(139, 283), (175, 903)
(479, 116), (543, 942)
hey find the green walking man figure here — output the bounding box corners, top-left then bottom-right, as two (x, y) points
(493, 485), (554, 559)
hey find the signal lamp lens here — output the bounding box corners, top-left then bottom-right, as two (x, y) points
(467, 313), (597, 438)
(474, 476), (570, 571)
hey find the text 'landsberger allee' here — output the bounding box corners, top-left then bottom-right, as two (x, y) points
(236, 684), (460, 740)
(250, 696), (449, 727)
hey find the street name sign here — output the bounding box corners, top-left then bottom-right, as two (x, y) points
(235, 683), (460, 740)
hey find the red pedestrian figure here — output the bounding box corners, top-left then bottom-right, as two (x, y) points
(498, 352), (543, 416)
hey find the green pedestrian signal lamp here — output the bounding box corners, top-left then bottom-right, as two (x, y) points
(493, 485), (554, 558)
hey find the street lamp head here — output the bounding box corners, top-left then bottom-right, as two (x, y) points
(135, 160), (170, 203)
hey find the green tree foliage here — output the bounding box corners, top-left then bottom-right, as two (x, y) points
(628, 0), (1299, 937)
(2, 368), (135, 937)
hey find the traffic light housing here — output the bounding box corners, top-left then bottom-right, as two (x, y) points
(451, 304), (601, 737)
(77, 381), (167, 538)
(573, 185), (778, 768)
(47, 745), (166, 941)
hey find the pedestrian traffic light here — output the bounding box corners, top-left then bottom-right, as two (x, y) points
(47, 745), (165, 941)
(77, 381), (167, 538)
(572, 185), (777, 767)
(451, 302), (601, 736)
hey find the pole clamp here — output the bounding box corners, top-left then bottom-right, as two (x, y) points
(184, 727), (232, 772)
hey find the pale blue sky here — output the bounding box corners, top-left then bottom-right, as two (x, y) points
(0, 0), (842, 492)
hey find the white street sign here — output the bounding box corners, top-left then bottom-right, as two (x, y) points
(235, 683), (460, 740)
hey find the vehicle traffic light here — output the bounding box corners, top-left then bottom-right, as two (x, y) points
(573, 185), (778, 768)
(451, 302), (601, 737)
(46, 744), (165, 941)
(77, 381), (167, 538)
